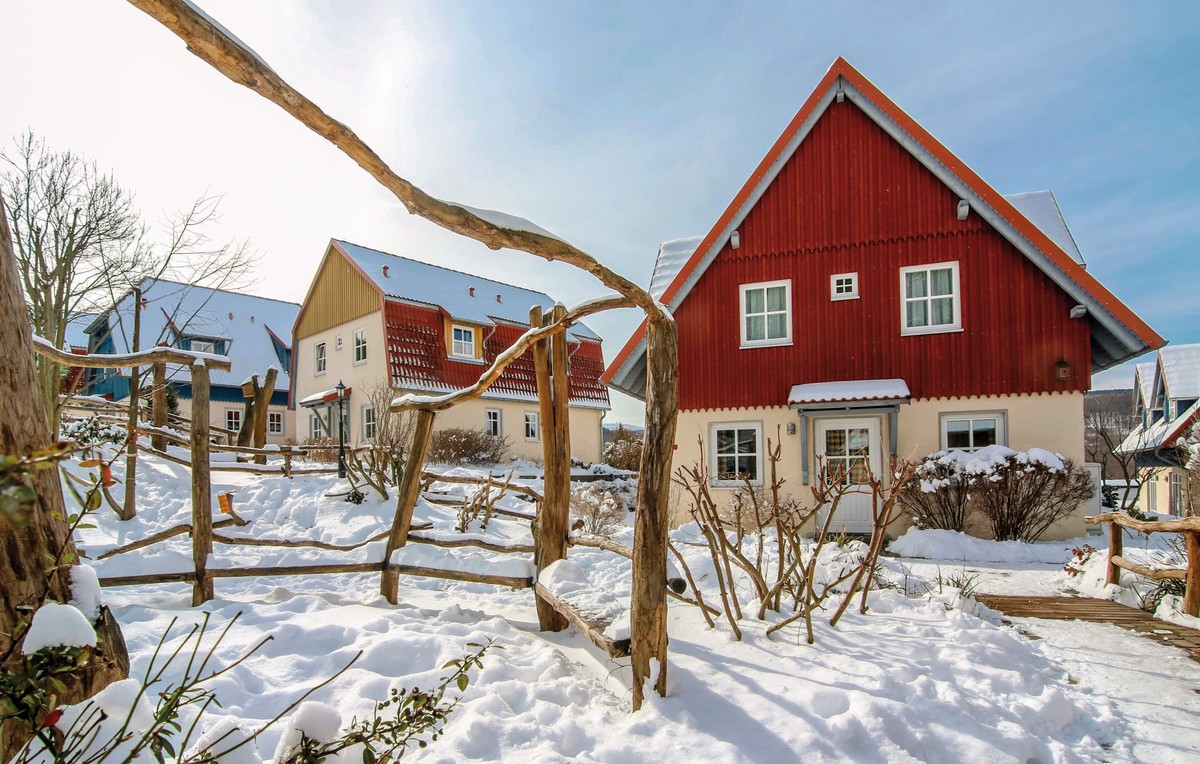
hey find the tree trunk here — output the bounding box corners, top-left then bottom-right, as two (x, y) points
(630, 318), (678, 710)
(0, 200), (128, 759)
(251, 369), (277, 463)
(532, 306), (569, 631)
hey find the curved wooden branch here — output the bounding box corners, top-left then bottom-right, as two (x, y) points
(1111, 555), (1186, 581)
(391, 296), (632, 412)
(1086, 512), (1200, 533)
(32, 335), (232, 372)
(124, 0), (666, 322)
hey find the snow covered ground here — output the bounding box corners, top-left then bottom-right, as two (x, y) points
(56, 451), (1200, 761)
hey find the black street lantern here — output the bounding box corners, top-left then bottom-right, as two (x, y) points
(335, 380), (347, 479)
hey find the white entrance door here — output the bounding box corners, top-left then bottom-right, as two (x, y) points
(814, 417), (882, 535)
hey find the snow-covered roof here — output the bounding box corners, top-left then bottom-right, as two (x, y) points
(1158, 343), (1200, 401)
(650, 237), (704, 300)
(1003, 191), (1085, 267)
(335, 240), (600, 341)
(788, 378), (911, 406)
(1135, 363), (1156, 409)
(1117, 399), (1200, 455)
(94, 278), (298, 391)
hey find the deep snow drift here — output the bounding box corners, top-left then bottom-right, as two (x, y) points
(46, 450), (1199, 761)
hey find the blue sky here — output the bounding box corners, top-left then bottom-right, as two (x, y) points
(2, 1), (1198, 422)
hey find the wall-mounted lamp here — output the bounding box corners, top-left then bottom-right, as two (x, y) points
(1069, 304), (1087, 319)
(730, 230), (741, 250)
(835, 88), (845, 104)
(956, 199), (970, 221)
(786, 422), (797, 435)
(1055, 358), (1071, 381)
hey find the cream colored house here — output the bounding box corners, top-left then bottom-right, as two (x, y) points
(293, 240), (609, 462)
(1119, 346), (1200, 516)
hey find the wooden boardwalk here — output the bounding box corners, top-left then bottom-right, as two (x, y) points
(978, 595), (1200, 662)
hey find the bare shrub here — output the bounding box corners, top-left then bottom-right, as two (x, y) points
(427, 427), (509, 466)
(968, 449), (1094, 541)
(602, 426), (643, 471)
(570, 483), (631, 537)
(301, 435), (338, 464)
(345, 383), (417, 500)
(898, 453), (973, 532)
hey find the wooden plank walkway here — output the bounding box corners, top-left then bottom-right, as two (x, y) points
(978, 595), (1200, 662)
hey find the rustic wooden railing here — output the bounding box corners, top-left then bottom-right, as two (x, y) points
(1085, 512), (1200, 616)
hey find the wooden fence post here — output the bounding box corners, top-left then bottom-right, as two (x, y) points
(1106, 519), (1122, 587)
(190, 365), (214, 605)
(532, 306), (570, 631)
(151, 362), (167, 451)
(380, 408), (436, 603)
(1185, 531), (1200, 617)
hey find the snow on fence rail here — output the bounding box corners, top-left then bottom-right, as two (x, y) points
(1085, 512), (1200, 616)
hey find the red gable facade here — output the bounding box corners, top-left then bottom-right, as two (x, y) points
(604, 58), (1161, 539)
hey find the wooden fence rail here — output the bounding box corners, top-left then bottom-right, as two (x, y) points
(1085, 512), (1200, 616)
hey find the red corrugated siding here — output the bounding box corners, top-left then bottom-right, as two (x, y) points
(384, 301), (609, 406)
(677, 100), (1090, 411)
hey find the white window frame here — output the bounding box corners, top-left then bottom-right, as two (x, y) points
(268, 411), (283, 435)
(361, 405), (376, 442)
(524, 411), (540, 442)
(739, 280), (792, 348)
(1169, 471), (1183, 516)
(451, 325), (476, 359)
(314, 342), (327, 375)
(708, 421), (764, 487)
(485, 408), (502, 438)
(830, 272), (859, 301)
(225, 408), (242, 433)
(900, 261), (961, 336)
(309, 414), (324, 440)
(939, 411), (1006, 451)
(190, 338), (217, 354)
(353, 328), (367, 365)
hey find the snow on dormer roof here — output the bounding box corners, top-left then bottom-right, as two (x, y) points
(1158, 343), (1200, 401)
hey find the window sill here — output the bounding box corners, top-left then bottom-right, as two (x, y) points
(739, 339), (793, 350)
(314, 370), (327, 376)
(352, 359), (367, 367)
(449, 355), (486, 365)
(524, 438), (540, 443)
(900, 325), (963, 337)
(709, 479), (763, 489)
(831, 294), (859, 302)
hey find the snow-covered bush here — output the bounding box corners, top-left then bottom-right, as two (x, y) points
(602, 426), (643, 472)
(570, 483), (631, 537)
(902, 446), (1093, 541)
(59, 416), (126, 448)
(428, 428), (509, 466)
(964, 447), (1093, 541)
(898, 453), (973, 531)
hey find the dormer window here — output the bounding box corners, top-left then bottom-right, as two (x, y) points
(451, 325), (476, 359)
(183, 336), (226, 355)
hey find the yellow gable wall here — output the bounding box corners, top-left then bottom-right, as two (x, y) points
(295, 248), (380, 340)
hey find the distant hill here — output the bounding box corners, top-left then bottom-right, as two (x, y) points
(603, 422), (644, 444)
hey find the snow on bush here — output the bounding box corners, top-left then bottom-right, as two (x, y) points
(59, 416), (126, 447)
(602, 427), (642, 471)
(22, 601), (97, 654)
(899, 446), (1092, 541)
(428, 427), (510, 466)
(889, 528), (1081, 564)
(570, 482), (632, 537)
(69, 564), (103, 622)
(186, 717), (260, 764)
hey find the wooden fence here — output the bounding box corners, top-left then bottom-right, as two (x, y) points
(1085, 512), (1200, 616)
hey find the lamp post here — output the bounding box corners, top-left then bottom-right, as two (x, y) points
(335, 380), (347, 478)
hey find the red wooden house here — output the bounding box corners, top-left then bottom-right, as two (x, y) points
(605, 58), (1162, 537)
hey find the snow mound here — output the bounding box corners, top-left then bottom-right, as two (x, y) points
(22, 602), (97, 654)
(889, 528), (1079, 564)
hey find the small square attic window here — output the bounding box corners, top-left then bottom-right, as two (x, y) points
(831, 273), (858, 301)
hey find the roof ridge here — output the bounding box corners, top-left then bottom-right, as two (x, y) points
(135, 276), (300, 309)
(334, 238), (554, 300)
